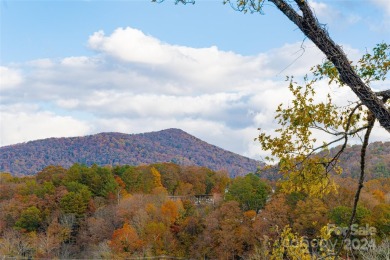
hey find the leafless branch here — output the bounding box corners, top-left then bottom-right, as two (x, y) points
(335, 113), (375, 258)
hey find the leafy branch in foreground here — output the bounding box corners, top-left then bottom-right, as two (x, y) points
(257, 43), (389, 258)
(258, 43), (389, 196)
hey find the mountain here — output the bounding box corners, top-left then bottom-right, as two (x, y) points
(0, 128), (262, 177)
(330, 141), (390, 180)
(258, 141), (390, 181)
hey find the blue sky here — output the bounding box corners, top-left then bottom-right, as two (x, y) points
(1, 0), (300, 62)
(1, 0), (389, 159)
(1, 1), (388, 62)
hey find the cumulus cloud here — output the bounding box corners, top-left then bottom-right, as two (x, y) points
(88, 27), (267, 93)
(89, 28), (177, 65)
(2, 26), (383, 160)
(0, 66), (23, 90)
(0, 105), (91, 146)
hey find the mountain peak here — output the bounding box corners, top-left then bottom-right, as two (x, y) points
(0, 129), (261, 177)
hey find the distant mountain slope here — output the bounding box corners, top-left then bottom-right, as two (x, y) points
(259, 141), (390, 181)
(0, 128), (262, 177)
(332, 141), (390, 180)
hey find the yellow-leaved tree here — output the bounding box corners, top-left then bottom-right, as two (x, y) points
(258, 43), (389, 193)
(256, 43), (389, 258)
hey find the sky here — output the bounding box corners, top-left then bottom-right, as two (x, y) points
(1, 0), (390, 160)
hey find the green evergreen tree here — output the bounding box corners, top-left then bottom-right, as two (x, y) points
(225, 173), (269, 212)
(15, 206), (42, 232)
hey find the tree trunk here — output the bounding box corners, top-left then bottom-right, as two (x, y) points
(269, 0), (390, 132)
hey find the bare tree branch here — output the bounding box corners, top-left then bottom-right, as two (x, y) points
(334, 113), (375, 257)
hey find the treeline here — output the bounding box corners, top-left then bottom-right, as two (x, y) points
(0, 163), (389, 259)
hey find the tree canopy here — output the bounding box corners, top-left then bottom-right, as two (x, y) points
(225, 173), (270, 212)
(1, 163), (388, 259)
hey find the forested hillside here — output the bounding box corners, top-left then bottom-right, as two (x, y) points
(0, 129), (261, 177)
(0, 163), (388, 259)
(333, 141), (390, 179)
(258, 141), (390, 181)
(1, 129), (389, 180)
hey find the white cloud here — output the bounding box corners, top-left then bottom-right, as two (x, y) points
(260, 42), (325, 77)
(0, 66), (23, 90)
(88, 28), (175, 65)
(61, 56), (98, 67)
(87, 27), (264, 92)
(56, 99), (80, 109)
(309, 1), (331, 18)
(27, 59), (54, 68)
(0, 105), (91, 146)
(79, 92), (246, 118)
(2, 26), (385, 160)
(370, 123), (390, 143)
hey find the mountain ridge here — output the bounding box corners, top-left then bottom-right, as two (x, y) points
(0, 128), (262, 177)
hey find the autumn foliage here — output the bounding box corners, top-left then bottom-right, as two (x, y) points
(0, 163), (388, 259)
